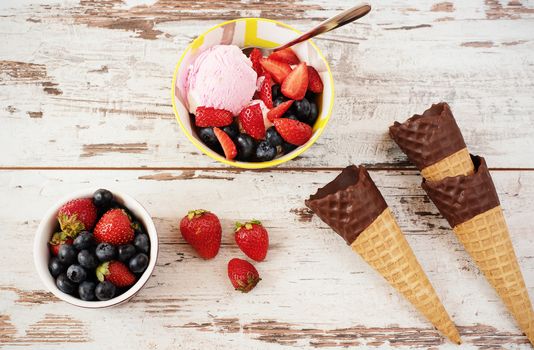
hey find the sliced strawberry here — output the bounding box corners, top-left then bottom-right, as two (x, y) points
(267, 100), (294, 122)
(195, 107), (234, 127)
(259, 74), (273, 109)
(249, 48), (263, 76)
(268, 47), (300, 65)
(307, 66), (324, 93)
(281, 62), (308, 100)
(274, 118), (312, 146)
(239, 104), (265, 140)
(260, 58), (291, 84)
(213, 127), (237, 160)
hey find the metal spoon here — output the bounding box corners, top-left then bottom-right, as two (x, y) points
(242, 3), (371, 57)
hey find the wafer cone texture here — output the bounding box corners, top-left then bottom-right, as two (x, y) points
(421, 148), (474, 182)
(351, 208), (461, 344)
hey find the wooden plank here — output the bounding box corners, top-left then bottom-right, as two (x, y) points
(1, 168), (533, 348)
(1, 0), (534, 168)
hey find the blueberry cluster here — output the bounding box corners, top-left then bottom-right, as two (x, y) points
(48, 189), (150, 301)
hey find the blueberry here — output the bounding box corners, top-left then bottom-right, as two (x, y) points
(129, 253), (149, 274)
(131, 221), (145, 235)
(294, 98), (311, 120)
(308, 101), (318, 125)
(284, 115), (298, 121)
(78, 281), (96, 301)
(282, 141), (298, 154)
(222, 120), (239, 140)
(118, 244), (136, 262)
(271, 84), (281, 99)
(134, 234), (150, 254)
(273, 97), (286, 107)
(57, 245), (77, 265)
(56, 273), (76, 295)
(48, 257), (65, 278)
(78, 249), (98, 269)
(266, 127), (283, 147)
(95, 243), (116, 262)
(235, 133), (255, 161)
(73, 231), (94, 251)
(93, 189), (113, 208)
(198, 127), (218, 148)
(255, 140), (277, 162)
(305, 90), (316, 101)
(67, 264), (87, 283)
(95, 281), (116, 301)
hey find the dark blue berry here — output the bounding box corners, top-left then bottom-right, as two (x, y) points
(282, 142), (298, 154)
(129, 253), (149, 274)
(118, 244), (136, 262)
(294, 98), (311, 121)
(222, 120), (239, 140)
(48, 257), (65, 278)
(58, 245), (77, 265)
(132, 221), (145, 235)
(271, 84), (281, 99)
(305, 90), (316, 101)
(266, 127), (283, 147)
(93, 189), (113, 208)
(308, 101), (318, 125)
(273, 97), (286, 107)
(235, 133), (255, 161)
(284, 115), (298, 121)
(78, 249), (98, 269)
(255, 140), (277, 162)
(95, 243), (116, 262)
(134, 234), (150, 254)
(78, 281), (96, 301)
(95, 281), (116, 301)
(198, 127), (219, 148)
(73, 231), (94, 250)
(67, 264), (87, 283)
(56, 273), (76, 295)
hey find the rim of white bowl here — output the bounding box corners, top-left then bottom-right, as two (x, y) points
(33, 188), (159, 308)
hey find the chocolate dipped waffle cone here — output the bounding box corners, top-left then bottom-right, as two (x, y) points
(423, 156), (534, 344)
(389, 102), (474, 181)
(305, 165), (461, 344)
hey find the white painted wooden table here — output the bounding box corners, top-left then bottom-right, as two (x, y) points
(1, 0), (534, 348)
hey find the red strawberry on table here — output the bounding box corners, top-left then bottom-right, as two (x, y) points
(227, 258), (261, 293)
(267, 100), (294, 122)
(94, 208), (134, 245)
(281, 62), (308, 101)
(249, 48), (263, 76)
(49, 232), (73, 256)
(57, 198), (97, 236)
(274, 118), (312, 146)
(260, 58), (291, 84)
(239, 103), (265, 140)
(234, 220), (269, 262)
(307, 66), (324, 93)
(195, 107), (233, 127)
(268, 47), (300, 65)
(97, 261), (136, 287)
(259, 74), (273, 109)
(213, 127), (237, 160)
(180, 209), (221, 259)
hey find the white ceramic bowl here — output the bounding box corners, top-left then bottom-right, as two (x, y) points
(34, 189), (158, 308)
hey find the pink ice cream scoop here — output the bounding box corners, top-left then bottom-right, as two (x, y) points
(185, 45), (258, 116)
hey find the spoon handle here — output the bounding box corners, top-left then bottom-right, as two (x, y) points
(275, 3), (371, 52)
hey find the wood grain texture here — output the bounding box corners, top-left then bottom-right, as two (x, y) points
(0, 0), (534, 168)
(1, 169), (533, 349)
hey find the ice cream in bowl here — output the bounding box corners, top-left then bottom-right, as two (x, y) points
(172, 18), (334, 169)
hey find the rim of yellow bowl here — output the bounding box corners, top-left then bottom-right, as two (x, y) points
(171, 17), (335, 169)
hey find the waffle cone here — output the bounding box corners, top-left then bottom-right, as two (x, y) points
(453, 206), (534, 344)
(351, 208), (461, 344)
(421, 148), (474, 182)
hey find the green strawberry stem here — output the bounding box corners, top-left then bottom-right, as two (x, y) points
(235, 219), (262, 232)
(187, 209), (208, 220)
(58, 213), (85, 238)
(96, 262), (110, 283)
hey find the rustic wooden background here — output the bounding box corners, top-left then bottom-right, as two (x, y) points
(1, 0), (534, 348)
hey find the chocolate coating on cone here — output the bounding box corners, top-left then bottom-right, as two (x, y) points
(305, 165), (388, 245)
(422, 155), (500, 227)
(389, 102), (467, 170)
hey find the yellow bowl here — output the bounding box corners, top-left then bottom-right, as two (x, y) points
(171, 18), (335, 169)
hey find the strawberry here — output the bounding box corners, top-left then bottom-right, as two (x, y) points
(213, 127), (237, 160)
(49, 232), (73, 256)
(268, 47), (300, 65)
(267, 100), (294, 122)
(94, 209), (134, 245)
(234, 220), (269, 262)
(195, 107), (233, 127)
(249, 48), (263, 76)
(274, 118), (312, 146)
(57, 198), (97, 237)
(307, 65), (323, 93)
(227, 258), (261, 293)
(281, 62), (308, 100)
(260, 58), (291, 84)
(239, 103), (265, 140)
(179, 209), (221, 260)
(96, 261), (136, 287)
(259, 74), (273, 109)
